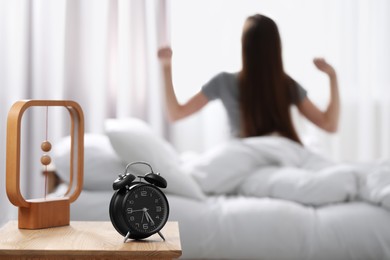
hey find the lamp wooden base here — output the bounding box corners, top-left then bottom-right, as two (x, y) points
(18, 197), (70, 229)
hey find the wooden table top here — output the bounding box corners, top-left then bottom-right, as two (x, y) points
(0, 221), (182, 260)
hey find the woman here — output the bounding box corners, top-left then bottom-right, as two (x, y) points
(157, 14), (340, 144)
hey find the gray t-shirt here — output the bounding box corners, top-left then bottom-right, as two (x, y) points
(201, 72), (307, 136)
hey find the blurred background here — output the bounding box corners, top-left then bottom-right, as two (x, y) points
(1, 0), (389, 226)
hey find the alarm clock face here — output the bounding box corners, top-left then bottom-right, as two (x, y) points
(123, 184), (169, 237)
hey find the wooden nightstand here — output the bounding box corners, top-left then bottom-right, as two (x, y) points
(0, 221), (182, 260)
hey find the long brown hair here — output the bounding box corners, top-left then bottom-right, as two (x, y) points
(239, 14), (301, 144)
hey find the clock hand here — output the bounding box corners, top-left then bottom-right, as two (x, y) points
(130, 209), (144, 213)
(143, 210), (153, 225)
(144, 211), (150, 223)
(141, 212), (145, 223)
(145, 211), (155, 225)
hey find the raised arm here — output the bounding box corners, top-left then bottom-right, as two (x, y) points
(297, 58), (340, 133)
(157, 46), (208, 122)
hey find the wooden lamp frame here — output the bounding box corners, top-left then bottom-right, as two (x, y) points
(6, 100), (84, 229)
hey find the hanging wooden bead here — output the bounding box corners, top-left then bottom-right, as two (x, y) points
(41, 154), (51, 166)
(41, 140), (52, 166)
(41, 141), (52, 152)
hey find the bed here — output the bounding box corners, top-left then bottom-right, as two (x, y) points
(50, 118), (390, 260)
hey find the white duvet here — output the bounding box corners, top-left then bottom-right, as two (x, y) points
(68, 190), (390, 260)
(185, 136), (390, 208)
(51, 131), (390, 260)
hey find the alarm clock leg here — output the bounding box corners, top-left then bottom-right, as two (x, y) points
(123, 231), (131, 243)
(158, 231), (166, 241)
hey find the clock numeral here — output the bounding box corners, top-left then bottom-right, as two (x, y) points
(156, 206), (161, 212)
(141, 191), (147, 197)
(135, 223), (140, 228)
(129, 216), (135, 221)
(126, 208), (133, 214)
(154, 199), (159, 203)
(143, 224), (148, 230)
(134, 194), (138, 199)
(155, 215), (160, 219)
(129, 200), (134, 205)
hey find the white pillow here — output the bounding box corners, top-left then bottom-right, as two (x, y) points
(52, 134), (125, 191)
(104, 118), (206, 200)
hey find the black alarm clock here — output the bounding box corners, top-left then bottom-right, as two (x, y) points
(109, 161), (169, 242)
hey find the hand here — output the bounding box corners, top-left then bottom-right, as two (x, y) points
(313, 58), (336, 77)
(145, 211), (155, 225)
(158, 46), (173, 66)
(129, 209), (145, 213)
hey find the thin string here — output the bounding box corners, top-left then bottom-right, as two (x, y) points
(44, 106), (49, 199)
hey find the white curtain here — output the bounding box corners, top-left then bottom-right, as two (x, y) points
(169, 0), (390, 162)
(0, 0), (168, 226)
(1, 0), (389, 227)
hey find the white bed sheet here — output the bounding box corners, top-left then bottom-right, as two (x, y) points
(67, 187), (390, 260)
